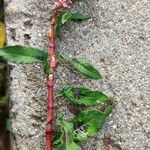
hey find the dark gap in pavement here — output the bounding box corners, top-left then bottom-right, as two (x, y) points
(0, 0), (10, 149)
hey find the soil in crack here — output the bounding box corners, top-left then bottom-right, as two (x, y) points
(0, 0), (10, 149)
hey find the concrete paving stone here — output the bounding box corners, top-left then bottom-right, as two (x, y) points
(5, 0), (150, 149)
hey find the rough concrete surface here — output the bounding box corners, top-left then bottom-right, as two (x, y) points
(5, 0), (150, 149)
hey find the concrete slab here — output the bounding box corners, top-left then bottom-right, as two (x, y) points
(5, 0), (150, 149)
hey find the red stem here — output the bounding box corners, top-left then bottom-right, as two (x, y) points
(46, 11), (58, 150)
(46, 1), (73, 149)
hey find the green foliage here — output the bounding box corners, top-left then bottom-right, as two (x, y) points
(55, 11), (90, 36)
(54, 106), (113, 146)
(59, 86), (109, 106)
(56, 117), (81, 150)
(0, 45), (48, 64)
(43, 60), (51, 75)
(55, 11), (71, 36)
(0, 2), (114, 149)
(71, 12), (91, 21)
(5, 119), (11, 131)
(72, 106), (113, 141)
(60, 54), (102, 79)
(0, 95), (8, 108)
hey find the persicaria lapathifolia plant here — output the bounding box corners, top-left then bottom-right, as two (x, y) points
(0, 0), (114, 150)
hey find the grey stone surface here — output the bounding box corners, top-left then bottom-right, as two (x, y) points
(5, 0), (150, 149)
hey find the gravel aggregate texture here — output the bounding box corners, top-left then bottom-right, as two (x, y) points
(5, 0), (150, 149)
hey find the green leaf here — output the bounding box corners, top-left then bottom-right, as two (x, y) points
(70, 12), (91, 21)
(60, 54), (102, 79)
(72, 106), (113, 141)
(5, 119), (11, 131)
(0, 95), (8, 108)
(55, 11), (90, 36)
(59, 86), (109, 106)
(56, 117), (81, 150)
(55, 11), (72, 36)
(43, 60), (51, 75)
(0, 45), (48, 64)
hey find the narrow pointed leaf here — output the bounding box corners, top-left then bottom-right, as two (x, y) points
(0, 45), (48, 64)
(60, 86), (109, 106)
(56, 117), (81, 150)
(70, 12), (91, 21)
(72, 106), (113, 141)
(60, 54), (102, 79)
(55, 11), (90, 36)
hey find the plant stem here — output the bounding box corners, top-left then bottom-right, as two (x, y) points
(46, 11), (58, 150)
(46, 1), (74, 149)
